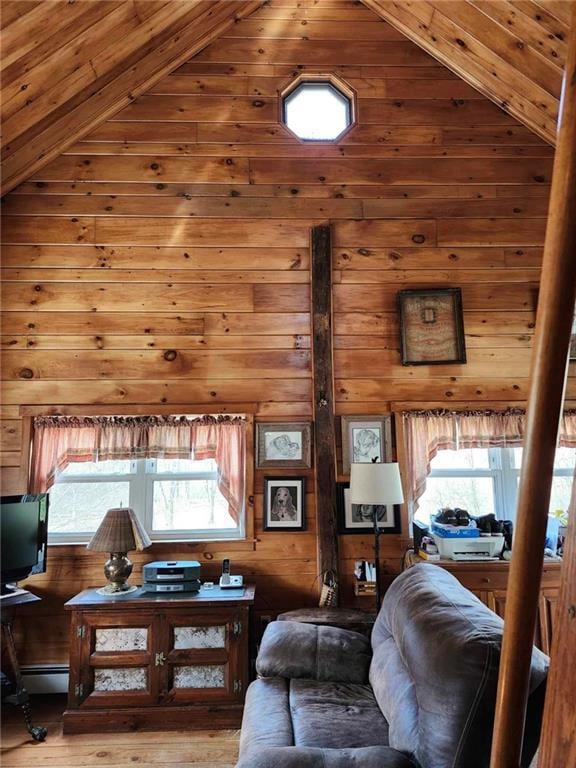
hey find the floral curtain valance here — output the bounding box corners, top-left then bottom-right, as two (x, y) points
(402, 408), (576, 514)
(30, 415), (247, 523)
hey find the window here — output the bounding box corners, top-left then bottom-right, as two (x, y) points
(31, 414), (248, 544)
(414, 446), (575, 525)
(281, 76), (354, 141)
(49, 457), (240, 544)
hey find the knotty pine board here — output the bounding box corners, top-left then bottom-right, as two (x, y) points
(2, 0), (572, 663)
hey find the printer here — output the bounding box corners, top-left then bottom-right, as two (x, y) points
(142, 561), (201, 593)
(432, 535), (503, 561)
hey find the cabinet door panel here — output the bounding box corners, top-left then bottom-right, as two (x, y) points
(95, 627), (149, 652)
(174, 625), (226, 650)
(161, 609), (243, 704)
(538, 589), (559, 655)
(73, 610), (159, 709)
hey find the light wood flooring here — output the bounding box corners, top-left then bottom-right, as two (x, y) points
(1, 695), (240, 767)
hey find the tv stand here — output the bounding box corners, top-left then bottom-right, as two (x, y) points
(1, 589), (47, 742)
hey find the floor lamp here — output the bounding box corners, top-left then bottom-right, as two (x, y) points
(349, 462), (405, 611)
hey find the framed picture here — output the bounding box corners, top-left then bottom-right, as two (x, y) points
(336, 482), (400, 535)
(256, 422), (312, 468)
(398, 288), (467, 366)
(341, 415), (393, 475)
(263, 477), (306, 531)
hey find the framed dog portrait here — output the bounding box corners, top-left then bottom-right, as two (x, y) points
(263, 478), (306, 531)
(341, 415), (393, 475)
(256, 423), (312, 469)
(398, 288), (466, 366)
(336, 482), (400, 535)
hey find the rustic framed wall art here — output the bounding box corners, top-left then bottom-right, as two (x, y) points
(341, 415), (393, 476)
(398, 288), (466, 366)
(263, 477), (306, 531)
(256, 423), (312, 469)
(336, 482), (400, 535)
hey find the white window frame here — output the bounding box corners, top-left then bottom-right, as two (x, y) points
(427, 446), (573, 521)
(48, 457), (244, 545)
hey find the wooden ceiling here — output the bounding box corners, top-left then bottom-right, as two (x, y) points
(1, 0), (573, 196)
(362, 0), (571, 146)
(0, 0), (261, 196)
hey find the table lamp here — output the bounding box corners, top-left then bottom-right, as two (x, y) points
(87, 507), (151, 595)
(350, 462), (404, 610)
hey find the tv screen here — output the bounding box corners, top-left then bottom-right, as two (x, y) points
(1, 495), (48, 588)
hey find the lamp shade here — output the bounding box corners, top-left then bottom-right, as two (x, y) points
(349, 462), (404, 506)
(87, 507), (151, 553)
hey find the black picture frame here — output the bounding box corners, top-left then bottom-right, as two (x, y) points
(263, 477), (306, 532)
(398, 288), (467, 366)
(336, 481), (401, 535)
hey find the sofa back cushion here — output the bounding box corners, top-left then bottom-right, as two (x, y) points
(257, 621), (372, 684)
(369, 564), (548, 768)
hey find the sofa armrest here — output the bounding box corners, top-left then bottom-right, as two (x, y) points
(236, 746), (415, 768)
(256, 621), (372, 684)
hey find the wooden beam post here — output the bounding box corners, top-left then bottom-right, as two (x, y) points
(311, 224), (339, 600)
(490, 7), (576, 768)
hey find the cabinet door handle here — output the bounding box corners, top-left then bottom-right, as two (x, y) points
(155, 651), (166, 666)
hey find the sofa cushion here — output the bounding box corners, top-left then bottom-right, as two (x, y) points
(236, 745), (416, 768)
(256, 621), (372, 684)
(239, 678), (294, 756)
(290, 679), (390, 749)
(370, 563), (549, 768)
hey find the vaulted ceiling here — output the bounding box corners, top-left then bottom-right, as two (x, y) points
(0, 0), (261, 195)
(363, 0), (570, 146)
(1, 0), (572, 196)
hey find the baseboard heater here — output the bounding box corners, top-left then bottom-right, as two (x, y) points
(21, 665), (69, 694)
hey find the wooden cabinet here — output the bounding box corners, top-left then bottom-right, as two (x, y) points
(406, 555), (561, 654)
(63, 585), (255, 734)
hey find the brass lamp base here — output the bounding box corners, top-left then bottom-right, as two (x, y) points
(100, 552), (135, 594)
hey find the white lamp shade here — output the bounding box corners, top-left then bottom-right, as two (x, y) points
(349, 462), (404, 506)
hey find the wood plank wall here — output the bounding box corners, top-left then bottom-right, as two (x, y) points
(1, 0), (571, 666)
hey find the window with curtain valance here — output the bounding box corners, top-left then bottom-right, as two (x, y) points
(30, 415), (248, 543)
(401, 408), (576, 523)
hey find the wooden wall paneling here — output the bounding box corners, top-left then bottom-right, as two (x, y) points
(362, 0), (566, 145)
(311, 225), (339, 595)
(2, 0), (571, 666)
(538, 501), (576, 767)
(1, 1), (263, 195)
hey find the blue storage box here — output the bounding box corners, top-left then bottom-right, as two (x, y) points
(432, 522), (480, 538)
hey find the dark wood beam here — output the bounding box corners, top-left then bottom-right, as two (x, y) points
(311, 224), (339, 600)
(490, 6), (576, 767)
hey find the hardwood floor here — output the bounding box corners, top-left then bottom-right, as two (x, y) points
(1, 695), (240, 767)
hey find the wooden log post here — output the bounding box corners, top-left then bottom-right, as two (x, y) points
(311, 225), (339, 601)
(490, 7), (576, 768)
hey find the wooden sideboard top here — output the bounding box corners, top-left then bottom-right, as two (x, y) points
(65, 584), (256, 610)
(406, 551), (562, 573)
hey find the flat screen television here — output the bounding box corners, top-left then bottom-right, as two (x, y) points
(1, 494), (49, 593)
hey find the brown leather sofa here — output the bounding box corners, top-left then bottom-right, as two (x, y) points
(236, 564), (548, 768)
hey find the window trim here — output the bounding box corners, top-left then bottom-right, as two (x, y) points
(279, 73), (357, 144)
(21, 407), (254, 546)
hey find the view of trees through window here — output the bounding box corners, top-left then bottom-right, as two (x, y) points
(415, 447), (574, 525)
(48, 457), (237, 541)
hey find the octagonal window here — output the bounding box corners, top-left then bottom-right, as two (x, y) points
(282, 77), (354, 141)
